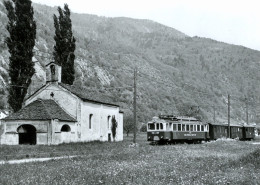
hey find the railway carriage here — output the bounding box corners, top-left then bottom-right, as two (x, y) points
(230, 124), (243, 139)
(242, 125), (255, 140)
(208, 123), (228, 140)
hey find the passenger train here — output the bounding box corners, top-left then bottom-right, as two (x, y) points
(147, 115), (255, 144)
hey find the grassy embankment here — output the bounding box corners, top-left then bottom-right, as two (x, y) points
(0, 133), (259, 184)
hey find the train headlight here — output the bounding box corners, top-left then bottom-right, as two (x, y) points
(161, 136), (163, 139)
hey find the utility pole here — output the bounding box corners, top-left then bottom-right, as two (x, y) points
(213, 106), (216, 123)
(245, 97), (248, 125)
(228, 94), (230, 138)
(133, 67), (137, 144)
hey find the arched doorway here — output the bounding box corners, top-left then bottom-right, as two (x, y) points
(17, 125), (36, 145)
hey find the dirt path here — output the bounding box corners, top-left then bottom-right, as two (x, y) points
(0, 155), (78, 165)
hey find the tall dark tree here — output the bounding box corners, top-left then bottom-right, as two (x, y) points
(53, 4), (76, 85)
(111, 116), (118, 141)
(4, 0), (36, 112)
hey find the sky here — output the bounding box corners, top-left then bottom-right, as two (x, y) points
(32, 0), (260, 51)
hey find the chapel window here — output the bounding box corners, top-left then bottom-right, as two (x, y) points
(89, 114), (93, 129)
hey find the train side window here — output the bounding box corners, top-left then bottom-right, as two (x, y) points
(197, 125), (200, 131)
(182, 124), (185, 131)
(178, 124), (181, 131)
(201, 125), (204, 131)
(173, 124), (177, 131)
(190, 125), (193, 131)
(194, 125), (196, 131)
(205, 125), (208, 131)
(157, 123), (159, 130)
(186, 124), (189, 131)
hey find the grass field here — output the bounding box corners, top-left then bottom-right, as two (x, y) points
(0, 133), (259, 185)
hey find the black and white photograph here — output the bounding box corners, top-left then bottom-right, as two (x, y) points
(0, 0), (259, 184)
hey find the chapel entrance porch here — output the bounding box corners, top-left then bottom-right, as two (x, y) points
(17, 125), (36, 145)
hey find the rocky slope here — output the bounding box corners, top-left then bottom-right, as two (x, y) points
(1, 1), (260, 124)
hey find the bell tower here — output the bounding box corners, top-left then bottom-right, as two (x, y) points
(46, 61), (61, 83)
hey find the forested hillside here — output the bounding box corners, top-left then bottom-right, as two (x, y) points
(1, 1), (260, 125)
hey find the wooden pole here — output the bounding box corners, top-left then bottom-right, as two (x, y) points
(133, 67), (137, 143)
(213, 106), (216, 123)
(228, 94), (230, 138)
(245, 97), (248, 125)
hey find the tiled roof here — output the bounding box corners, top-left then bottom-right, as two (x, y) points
(59, 83), (119, 107)
(3, 99), (76, 122)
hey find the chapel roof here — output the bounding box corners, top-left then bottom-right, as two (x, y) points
(2, 99), (76, 122)
(59, 83), (119, 107)
(25, 82), (119, 107)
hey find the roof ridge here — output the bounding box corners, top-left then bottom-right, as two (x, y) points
(24, 83), (48, 102)
(39, 99), (53, 119)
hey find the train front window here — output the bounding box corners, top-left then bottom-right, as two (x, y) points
(160, 123), (163, 130)
(148, 123), (155, 130)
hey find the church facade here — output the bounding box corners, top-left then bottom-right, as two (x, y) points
(0, 62), (123, 145)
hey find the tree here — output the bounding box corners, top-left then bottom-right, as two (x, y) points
(4, 0), (36, 112)
(53, 4), (76, 85)
(123, 115), (134, 137)
(111, 115), (117, 141)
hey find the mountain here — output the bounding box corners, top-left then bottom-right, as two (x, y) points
(1, 0), (260, 125)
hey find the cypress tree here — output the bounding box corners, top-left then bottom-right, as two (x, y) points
(53, 4), (76, 85)
(4, 0), (36, 112)
(111, 116), (118, 141)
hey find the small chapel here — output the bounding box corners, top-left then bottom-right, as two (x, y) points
(0, 62), (123, 145)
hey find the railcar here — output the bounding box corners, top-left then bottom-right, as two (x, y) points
(147, 115), (208, 144)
